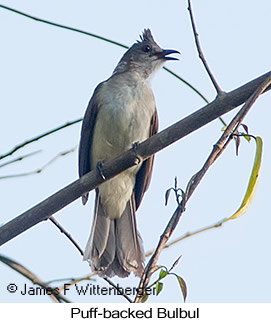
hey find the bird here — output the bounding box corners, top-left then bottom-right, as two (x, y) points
(79, 29), (179, 278)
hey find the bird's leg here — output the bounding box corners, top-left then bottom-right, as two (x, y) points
(96, 161), (106, 180)
(132, 141), (141, 165)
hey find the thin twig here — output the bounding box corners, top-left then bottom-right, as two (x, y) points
(187, 0), (222, 94)
(134, 75), (271, 303)
(0, 150), (41, 168)
(0, 5), (128, 49)
(49, 216), (84, 256)
(145, 220), (224, 258)
(0, 119), (81, 160)
(0, 147), (76, 179)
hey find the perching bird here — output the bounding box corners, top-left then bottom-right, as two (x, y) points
(79, 29), (179, 278)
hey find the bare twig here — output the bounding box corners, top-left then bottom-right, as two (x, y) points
(0, 147), (76, 179)
(145, 220), (224, 258)
(187, 0), (222, 94)
(49, 216), (84, 256)
(0, 5), (127, 49)
(0, 150), (41, 168)
(134, 75), (271, 302)
(0, 119), (81, 160)
(0, 71), (270, 247)
(0, 254), (70, 303)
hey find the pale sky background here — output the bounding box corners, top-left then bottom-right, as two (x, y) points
(0, 0), (271, 303)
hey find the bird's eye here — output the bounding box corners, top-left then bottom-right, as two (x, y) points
(142, 44), (151, 53)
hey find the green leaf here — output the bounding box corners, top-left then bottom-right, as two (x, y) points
(156, 282), (163, 296)
(243, 134), (251, 142)
(225, 136), (263, 222)
(159, 269), (168, 279)
(176, 275), (187, 302)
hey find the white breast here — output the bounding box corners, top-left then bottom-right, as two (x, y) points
(91, 75), (155, 164)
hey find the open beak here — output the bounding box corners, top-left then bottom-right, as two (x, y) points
(155, 49), (180, 61)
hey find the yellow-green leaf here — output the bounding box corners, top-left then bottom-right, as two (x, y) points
(159, 269), (168, 279)
(225, 136), (263, 222)
(156, 282), (163, 296)
(243, 134), (251, 142)
(176, 275), (187, 302)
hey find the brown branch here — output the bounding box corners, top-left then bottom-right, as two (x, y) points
(0, 254), (70, 303)
(134, 75), (271, 303)
(0, 119), (81, 161)
(187, 0), (222, 94)
(0, 71), (270, 247)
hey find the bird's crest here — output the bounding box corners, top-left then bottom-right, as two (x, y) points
(138, 29), (156, 44)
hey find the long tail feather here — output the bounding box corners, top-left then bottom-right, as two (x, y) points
(83, 194), (144, 277)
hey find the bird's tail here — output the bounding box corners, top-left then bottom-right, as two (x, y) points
(83, 193), (144, 278)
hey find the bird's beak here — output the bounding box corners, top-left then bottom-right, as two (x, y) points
(155, 49), (180, 61)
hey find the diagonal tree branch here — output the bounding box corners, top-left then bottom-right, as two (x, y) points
(0, 71), (270, 247)
(134, 74), (271, 302)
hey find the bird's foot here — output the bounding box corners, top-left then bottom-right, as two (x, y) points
(132, 141), (140, 153)
(96, 161), (106, 180)
(132, 141), (141, 165)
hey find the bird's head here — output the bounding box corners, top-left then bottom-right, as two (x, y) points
(113, 29), (180, 79)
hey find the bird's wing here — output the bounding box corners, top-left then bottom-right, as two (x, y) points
(78, 84), (102, 204)
(133, 110), (158, 210)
